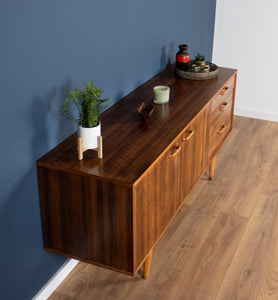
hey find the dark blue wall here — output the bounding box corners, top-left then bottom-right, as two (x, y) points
(0, 0), (216, 298)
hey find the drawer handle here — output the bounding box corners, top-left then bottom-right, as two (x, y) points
(220, 86), (229, 95)
(168, 144), (181, 158)
(182, 130), (194, 142)
(218, 125), (227, 134)
(219, 102), (228, 111)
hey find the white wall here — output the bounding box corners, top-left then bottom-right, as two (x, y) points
(213, 0), (278, 122)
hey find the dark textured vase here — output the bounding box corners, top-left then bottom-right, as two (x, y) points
(176, 44), (190, 71)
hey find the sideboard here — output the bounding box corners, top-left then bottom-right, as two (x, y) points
(37, 64), (237, 279)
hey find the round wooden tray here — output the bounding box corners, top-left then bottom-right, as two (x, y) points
(176, 62), (218, 80)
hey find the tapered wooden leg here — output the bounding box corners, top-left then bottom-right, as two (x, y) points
(78, 137), (83, 160)
(209, 155), (216, 180)
(78, 136), (103, 160)
(143, 249), (153, 279)
(97, 136), (103, 159)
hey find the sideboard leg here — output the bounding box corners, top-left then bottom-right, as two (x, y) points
(143, 249), (153, 279)
(209, 155), (216, 180)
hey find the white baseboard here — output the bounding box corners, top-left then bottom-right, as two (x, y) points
(234, 107), (278, 122)
(32, 259), (79, 300)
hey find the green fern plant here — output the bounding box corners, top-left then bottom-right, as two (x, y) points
(60, 81), (110, 128)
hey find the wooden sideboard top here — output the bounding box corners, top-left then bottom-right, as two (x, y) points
(37, 64), (237, 186)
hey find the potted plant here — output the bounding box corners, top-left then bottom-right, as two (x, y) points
(60, 81), (110, 150)
(194, 53), (206, 66)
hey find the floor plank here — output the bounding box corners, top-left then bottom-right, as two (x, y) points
(48, 116), (278, 300)
(174, 212), (248, 300)
(256, 214), (278, 300)
(216, 195), (278, 300)
(50, 292), (76, 300)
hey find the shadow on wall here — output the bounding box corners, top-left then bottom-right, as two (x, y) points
(160, 43), (175, 70)
(125, 43), (176, 100)
(0, 79), (78, 299)
(56, 79), (77, 142)
(31, 78), (76, 161)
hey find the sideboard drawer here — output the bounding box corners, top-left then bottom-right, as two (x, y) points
(209, 92), (233, 160)
(211, 75), (235, 113)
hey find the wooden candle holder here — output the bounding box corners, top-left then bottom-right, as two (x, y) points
(77, 136), (103, 160)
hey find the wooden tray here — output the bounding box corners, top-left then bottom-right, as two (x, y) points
(176, 62), (218, 80)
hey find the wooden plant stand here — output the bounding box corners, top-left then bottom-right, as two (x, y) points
(77, 136), (103, 160)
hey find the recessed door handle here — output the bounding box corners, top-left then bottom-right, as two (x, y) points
(218, 124), (227, 134)
(182, 130), (194, 142)
(168, 144), (181, 158)
(219, 102), (228, 111)
(220, 86), (229, 95)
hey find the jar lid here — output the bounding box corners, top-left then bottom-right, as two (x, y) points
(178, 44), (188, 49)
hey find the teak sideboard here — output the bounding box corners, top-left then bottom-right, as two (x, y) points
(37, 64), (237, 279)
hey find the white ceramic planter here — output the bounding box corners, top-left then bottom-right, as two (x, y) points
(78, 123), (101, 149)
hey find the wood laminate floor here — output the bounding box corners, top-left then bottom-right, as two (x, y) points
(49, 116), (278, 300)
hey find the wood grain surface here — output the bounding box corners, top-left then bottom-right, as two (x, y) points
(37, 64), (236, 185)
(38, 167), (134, 273)
(37, 64), (237, 275)
(48, 116), (278, 300)
(209, 89), (234, 161)
(133, 105), (210, 270)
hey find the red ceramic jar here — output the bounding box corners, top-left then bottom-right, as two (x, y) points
(176, 44), (190, 71)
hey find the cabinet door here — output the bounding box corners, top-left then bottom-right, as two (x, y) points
(134, 141), (181, 270)
(180, 105), (210, 204)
